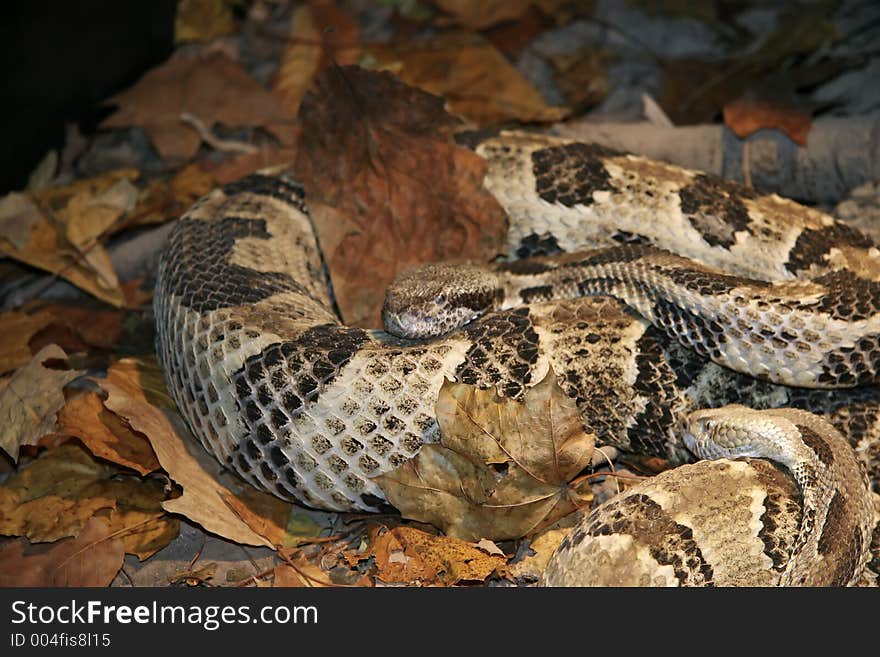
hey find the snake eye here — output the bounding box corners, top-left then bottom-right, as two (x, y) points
(435, 294), (446, 305)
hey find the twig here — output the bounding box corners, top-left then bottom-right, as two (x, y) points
(180, 112), (258, 154)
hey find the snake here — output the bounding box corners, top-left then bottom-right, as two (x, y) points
(154, 131), (880, 585)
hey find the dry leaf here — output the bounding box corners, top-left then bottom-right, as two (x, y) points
(550, 49), (611, 112)
(200, 144), (296, 185)
(294, 65), (508, 326)
(483, 5), (554, 57)
(365, 32), (569, 127)
(272, 562), (308, 587)
(102, 50), (295, 162)
(0, 201), (125, 307)
(57, 392), (160, 475)
(273, 1), (360, 115)
(0, 310), (53, 373)
(364, 526), (505, 585)
(0, 439), (178, 557)
(98, 367), (293, 548)
(0, 192), (41, 250)
(105, 356), (177, 409)
(0, 443), (116, 542)
(502, 522), (574, 583)
(175, 0), (236, 43)
(723, 94), (813, 145)
(104, 478), (180, 560)
(63, 178), (138, 249)
(376, 370), (594, 540)
(273, 556), (334, 587)
(432, 0), (535, 29)
(0, 516), (125, 587)
(31, 302), (125, 351)
(0, 344), (83, 460)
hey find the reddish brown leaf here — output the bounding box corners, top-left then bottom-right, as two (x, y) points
(57, 392), (160, 475)
(432, 0), (535, 29)
(273, 1), (360, 116)
(0, 516), (125, 587)
(358, 525), (506, 585)
(0, 310), (53, 374)
(102, 50), (295, 162)
(723, 94), (813, 146)
(484, 5), (555, 57)
(293, 65), (508, 326)
(29, 302), (125, 351)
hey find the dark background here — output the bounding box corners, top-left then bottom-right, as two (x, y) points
(0, 1), (177, 193)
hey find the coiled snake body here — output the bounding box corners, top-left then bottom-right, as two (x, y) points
(155, 132), (880, 585)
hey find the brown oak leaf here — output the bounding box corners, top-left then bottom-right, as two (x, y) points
(0, 516), (125, 587)
(102, 50), (295, 162)
(376, 370), (594, 540)
(293, 65), (508, 327)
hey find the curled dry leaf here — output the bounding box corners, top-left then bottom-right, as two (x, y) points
(294, 65), (508, 326)
(98, 359), (295, 548)
(0, 310), (54, 374)
(0, 344), (83, 461)
(0, 194), (124, 307)
(0, 516), (125, 587)
(365, 32), (569, 127)
(101, 50), (295, 162)
(57, 391), (160, 475)
(376, 370), (594, 541)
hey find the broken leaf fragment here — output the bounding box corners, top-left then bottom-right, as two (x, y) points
(347, 525), (506, 585)
(376, 370), (594, 541)
(0, 344), (83, 460)
(57, 391), (160, 475)
(0, 516), (125, 587)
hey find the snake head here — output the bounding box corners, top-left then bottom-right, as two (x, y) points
(382, 263), (502, 339)
(681, 405), (766, 461)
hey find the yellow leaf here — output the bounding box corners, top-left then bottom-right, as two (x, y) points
(365, 32), (569, 126)
(0, 444), (116, 542)
(175, 0), (236, 44)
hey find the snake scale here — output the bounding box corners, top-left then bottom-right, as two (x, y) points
(154, 132), (880, 586)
